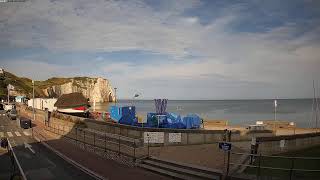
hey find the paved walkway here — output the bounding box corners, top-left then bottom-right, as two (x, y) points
(31, 117), (171, 180)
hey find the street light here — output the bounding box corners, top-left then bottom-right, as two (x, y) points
(114, 87), (117, 106)
(32, 80), (35, 136)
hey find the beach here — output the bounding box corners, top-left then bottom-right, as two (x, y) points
(91, 99), (316, 128)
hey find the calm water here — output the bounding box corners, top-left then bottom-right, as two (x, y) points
(90, 99), (317, 128)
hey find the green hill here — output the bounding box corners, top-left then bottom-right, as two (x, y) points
(0, 70), (74, 99)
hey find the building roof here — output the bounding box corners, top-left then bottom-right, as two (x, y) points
(54, 92), (89, 108)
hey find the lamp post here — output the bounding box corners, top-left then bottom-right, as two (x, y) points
(114, 87), (117, 106)
(273, 99), (277, 135)
(32, 80), (35, 136)
(7, 86), (9, 104)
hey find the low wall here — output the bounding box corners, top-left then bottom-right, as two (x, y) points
(17, 104), (245, 146)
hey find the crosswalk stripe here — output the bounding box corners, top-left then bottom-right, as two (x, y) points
(0, 132), (4, 138)
(23, 131), (30, 136)
(15, 132), (21, 137)
(7, 132), (13, 137)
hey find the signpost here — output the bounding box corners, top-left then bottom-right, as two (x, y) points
(219, 142), (232, 151)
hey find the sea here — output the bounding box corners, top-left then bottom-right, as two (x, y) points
(90, 99), (318, 128)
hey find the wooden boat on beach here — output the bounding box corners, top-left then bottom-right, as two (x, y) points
(54, 92), (90, 116)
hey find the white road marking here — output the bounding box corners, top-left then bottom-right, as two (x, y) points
(15, 132), (21, 137)
(0, 132), (4, 137)
(23, 131), (30, 136)
(24, 142), (35, 154)
(7, 132), (13, 137)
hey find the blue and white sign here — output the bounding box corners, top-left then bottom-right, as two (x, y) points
(219, 142), (232, 151)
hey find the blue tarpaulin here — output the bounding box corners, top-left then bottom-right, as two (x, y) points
(110, 106), (136, 125)
(110, 106), (122, 122)
(182, 114), (201, 129)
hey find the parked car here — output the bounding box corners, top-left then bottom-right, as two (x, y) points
(4, 104), (15, 112)
(20, 118), (31, 129)
(0, 110), (6, 116)
(8, 109), (17, 120)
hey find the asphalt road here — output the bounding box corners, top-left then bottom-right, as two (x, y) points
(0, 111), (96, 180)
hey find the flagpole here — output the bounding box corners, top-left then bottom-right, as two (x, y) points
(274, 100), (277, 121)
(273, 99), (277, 135)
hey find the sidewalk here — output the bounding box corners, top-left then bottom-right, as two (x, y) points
(32, 119), (171, 180)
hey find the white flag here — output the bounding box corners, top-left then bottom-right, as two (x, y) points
(7, 84), (14, 90)
(274, 99), (277, 108)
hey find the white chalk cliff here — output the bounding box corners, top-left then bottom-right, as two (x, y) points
(43, 77), (115, 102)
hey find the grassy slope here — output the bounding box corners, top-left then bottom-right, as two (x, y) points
(0, 71), (95, 98)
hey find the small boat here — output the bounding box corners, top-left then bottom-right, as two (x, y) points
(54, 92), (90, 116)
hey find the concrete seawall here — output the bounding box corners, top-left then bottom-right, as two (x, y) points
(17, 104), (320, 154)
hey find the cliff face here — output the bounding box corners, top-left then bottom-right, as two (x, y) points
(42, 77), (115, 102)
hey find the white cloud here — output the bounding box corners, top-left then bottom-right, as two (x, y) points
(0, 0), (319, 99)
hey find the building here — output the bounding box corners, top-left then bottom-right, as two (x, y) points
(15, 96), (27, 103)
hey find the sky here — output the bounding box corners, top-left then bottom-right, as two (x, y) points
(0, 0), (320, 100)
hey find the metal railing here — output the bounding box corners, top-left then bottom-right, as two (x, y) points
(229, 151), (320, 180)
(44, 123), (147, 161)
(7, 139), (27, 180)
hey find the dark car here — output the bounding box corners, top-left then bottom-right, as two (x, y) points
(0, 108), (6, 116)
(8, 109), (17, 120)
(20, 118), (31, 129)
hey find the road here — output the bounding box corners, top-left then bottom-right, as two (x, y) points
(0, 111), (97, 180)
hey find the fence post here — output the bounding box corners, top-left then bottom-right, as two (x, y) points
(226, 130), (231, 177)
(290, 158), (295, 180)
(84, 130), (86, 149)
(118, 134), (121, 156)
(93, 132), (96, 153)
(257, 153), (262, 180)
(76, 127), (78, 144)
(133, 140), (136, 162)
(104, 133), (107, 152)
(147, 134), (150, 158)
